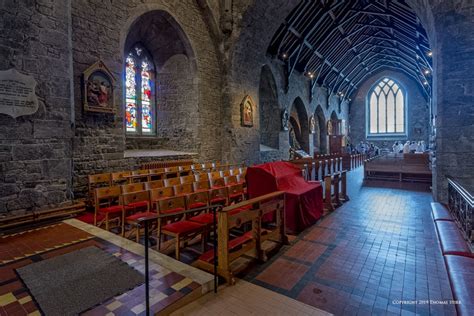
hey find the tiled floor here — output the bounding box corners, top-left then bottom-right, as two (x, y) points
(0, 221), (210, 315)
(244, 168), (455, 315)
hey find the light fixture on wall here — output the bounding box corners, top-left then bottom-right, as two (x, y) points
(423, 80), (429, 85)
(424, 69), (430, 75)
(281, 52), (288, 59)
(427, 51), (433, 57)
(306, 71), (314, 79)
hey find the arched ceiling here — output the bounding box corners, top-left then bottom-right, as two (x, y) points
(268, 0), (433, 100)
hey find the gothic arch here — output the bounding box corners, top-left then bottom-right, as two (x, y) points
(259, 65), (280, 149)
(314, 105), (328, 154)
(289, 97), (309, 153)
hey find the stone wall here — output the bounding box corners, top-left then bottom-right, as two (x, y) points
(70, 0), (222, 198)
(0, 0), (73, 215)
(349, 70), (430, 149)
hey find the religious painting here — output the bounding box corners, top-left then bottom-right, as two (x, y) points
(309, 115), (316, 134)
(240, 95), (254, 127)
(281, 109), (289, 131)
(82, 60), (116, 113)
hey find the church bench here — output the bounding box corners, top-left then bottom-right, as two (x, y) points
(323, 171), (349, 212)
(444, 255), (474, 316)
(193, 191), (286, 284)
(431, 202), (453, 221)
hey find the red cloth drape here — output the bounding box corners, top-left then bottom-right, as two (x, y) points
(246, 161), (323, 234)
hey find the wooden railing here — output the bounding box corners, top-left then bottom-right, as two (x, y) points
(448, 177), (474, 247)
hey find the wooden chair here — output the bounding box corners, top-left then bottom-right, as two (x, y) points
(149, 168), (165, 180)
(94, 186), (123, 232)
(180, 175), (195, 184)
(221, 169), (232, 177)
(157, 196), (206, 260)
(122, 190), (153, 242)
(164, 177), (181, 187)
(173, 183), (194, 196)
(129, 169), (150, 183)
(209, 187), (229, 206)
(211, 177), (226, 189)
(225, 175), (239, 186)
(195, 173), (210, 182)
(121, 182), (145, 194)
(144, 180), (164, 190)
(227, 183), (245, 204)
(193, 180), (211, 193)
(179, 165), (192, 176)
(111, 171), (131, 185)
(209, 171), (222, 181)
(150, 187), (175, 210)
(229, 169), (240, 176)
(164, 166), (179, 178)
(88, 173), (111, 204)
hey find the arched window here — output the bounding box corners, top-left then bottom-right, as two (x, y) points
(367, 78), (406, 136)
(125, 43), (155, 135)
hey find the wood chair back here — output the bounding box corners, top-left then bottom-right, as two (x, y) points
(157, 196), (186, 216)
(95, 186), (121, 210)
(121, 182), (145, 194)
(164, 177), (181, 187)
(144, 180), (164, 190)
(121, 191), (150, 211)
(111, 171), (131, 184)
(180, 175), (195, 184)
(173, 183), (194, 196)
(194, 180), (211, 192)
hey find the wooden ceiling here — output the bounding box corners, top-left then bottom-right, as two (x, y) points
(268, 0), (432, 100)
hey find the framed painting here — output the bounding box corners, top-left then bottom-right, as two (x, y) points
(82, 60), (116, 114)
(240, 95), (254, 127)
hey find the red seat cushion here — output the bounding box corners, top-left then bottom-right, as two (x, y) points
(98, 205), (123, 214)
(229, 192), (243, 199)
(435, 221), (473, 257)
(444, 255), (474, 316)
(126, 211), (156, 222)
(198, 233), (253, 263)
(189, 202), (207, 209)
(190, 213), (215, 225)
(161, 207), (185, 215)
(77, 212), (102, 224)
(125, 201), (148, 210)
(210, 197), (226, 204)
(431, 202), (452, 221)
(162, 220), (204, 234)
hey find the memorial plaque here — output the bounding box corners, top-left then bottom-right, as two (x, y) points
(0, 68), (39, 118)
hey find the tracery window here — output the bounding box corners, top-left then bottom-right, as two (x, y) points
(367, 78), (406, 136)
(125, 43), (155, 135)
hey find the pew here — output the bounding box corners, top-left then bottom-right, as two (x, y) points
(194, 191), (287, 284)
(323, 170), (348, 212)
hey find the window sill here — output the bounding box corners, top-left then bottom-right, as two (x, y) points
(366, 134), (407, 140)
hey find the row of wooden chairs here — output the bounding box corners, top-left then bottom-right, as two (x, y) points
(88, 166), (247, 203)
(94, 175), (247, 259)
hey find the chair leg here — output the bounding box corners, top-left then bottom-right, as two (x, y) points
(175, 235), (180, 260)
(105, 214), (109, 231)
(136, 225), (140, 243)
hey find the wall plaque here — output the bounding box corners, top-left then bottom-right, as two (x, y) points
(0, 68), (39, 118)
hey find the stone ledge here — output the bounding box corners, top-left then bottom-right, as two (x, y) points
(123, 149), (198, 159)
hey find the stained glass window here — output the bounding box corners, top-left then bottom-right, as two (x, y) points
(367, 78), (405, 136)
(124, 43), (155, 135)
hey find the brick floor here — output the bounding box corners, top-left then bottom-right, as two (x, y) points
(246, 168), (456, 315)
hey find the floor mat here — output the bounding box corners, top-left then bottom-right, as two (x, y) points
(16, 246), (143, 316)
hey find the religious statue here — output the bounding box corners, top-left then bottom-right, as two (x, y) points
(309, 115), (316, 134)
(240, 95), (254, 127)
(327, 119), (333, 135)
(289, 127), (301, 150)
(281, 109), (289, 131)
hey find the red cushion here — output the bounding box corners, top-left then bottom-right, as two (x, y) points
(435, 221), (473, 257)
(161, 207), (185, 215)
(229, 192), (243, 199)
(198, 233), (253, 263)
(126, 211), (156, 222)
(431, 202), (452, 221)
(77, 212), (103, 224)
(189, 202), (207, 209)
(125, 201), (148, 210)
(190, 213), (215, 225)
(210, 197), (226, 204)
(162, 220), (204, 234)
(445, 255), (474, 316)
(98, 205), (123, 214)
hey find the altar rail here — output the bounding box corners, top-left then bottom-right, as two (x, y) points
(448, 177), (474, 247)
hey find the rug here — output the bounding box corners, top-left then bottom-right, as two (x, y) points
(16, 246), (143, 316)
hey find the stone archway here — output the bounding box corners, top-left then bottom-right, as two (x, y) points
(259, 65), (280, 149)
(289, 97), (310, 153)
(314, 105), (328, 154)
